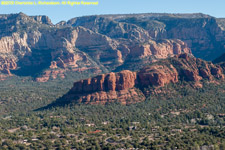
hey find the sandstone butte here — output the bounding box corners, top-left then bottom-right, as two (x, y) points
(62, 54), (225, 105)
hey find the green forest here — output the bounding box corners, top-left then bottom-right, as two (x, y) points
(0, 76), (224, 149)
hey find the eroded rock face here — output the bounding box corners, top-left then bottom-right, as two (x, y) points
(0, 56), (17, 75)
(0, 25), (107, 81)
(64, 70), (144, 105)
(129, 39), (190, 59)
(0, 57), (17, 70)
(72, 89), (145, 105)
(1, 12), (225, 82)
(71, 70), (137, 93)
(0, 13), (192, 81)
(138, 65), (178, 87)
(66, 13), (225, 60)
(35, 70), (65, 82)
(65, 16), (150, 42)
(63, 53), (225, 105)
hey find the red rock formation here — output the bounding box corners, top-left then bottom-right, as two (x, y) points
(71, 70), (137, 93)
(129, 39), (191, 59)
(0, 57), (17, 70)
(0, 13), (193, 82)
(63, 53), (225, 105)
(210, 66), (224, 79)
(0, 57), (17, 76)
(183, 69), (202, 81)
(50, 61), (57, 69)
(74, 89), (145, 105)
(65, 70), (145, 105)
(2, 12), (225, 83)
(35, 70), (66, 82)
(138, 65), (178, 87)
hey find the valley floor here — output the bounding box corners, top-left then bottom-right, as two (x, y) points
(0, 78), (224, 149)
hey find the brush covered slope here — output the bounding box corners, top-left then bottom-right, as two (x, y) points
(58, 53), (225, 105)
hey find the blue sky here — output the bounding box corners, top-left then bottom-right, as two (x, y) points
(0, 0), (224, 24)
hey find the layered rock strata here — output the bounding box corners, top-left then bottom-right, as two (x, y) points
(63, 54), (225, 105)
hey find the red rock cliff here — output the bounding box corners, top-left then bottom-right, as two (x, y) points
(65, 70), (144, 105)
(63, 53), (225, 105)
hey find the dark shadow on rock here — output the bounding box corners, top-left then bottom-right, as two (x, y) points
(11, 49), (52, 77)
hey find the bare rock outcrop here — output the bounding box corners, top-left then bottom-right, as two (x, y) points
(138, 65), (178, 87)
(129, 39), (190, 59)
(64, 70), (145, 105)
(71, 70), (137, 93)
(1, 12), (225, 82)
(62, 54), (225, 105)
(66, 13), (225, 61)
